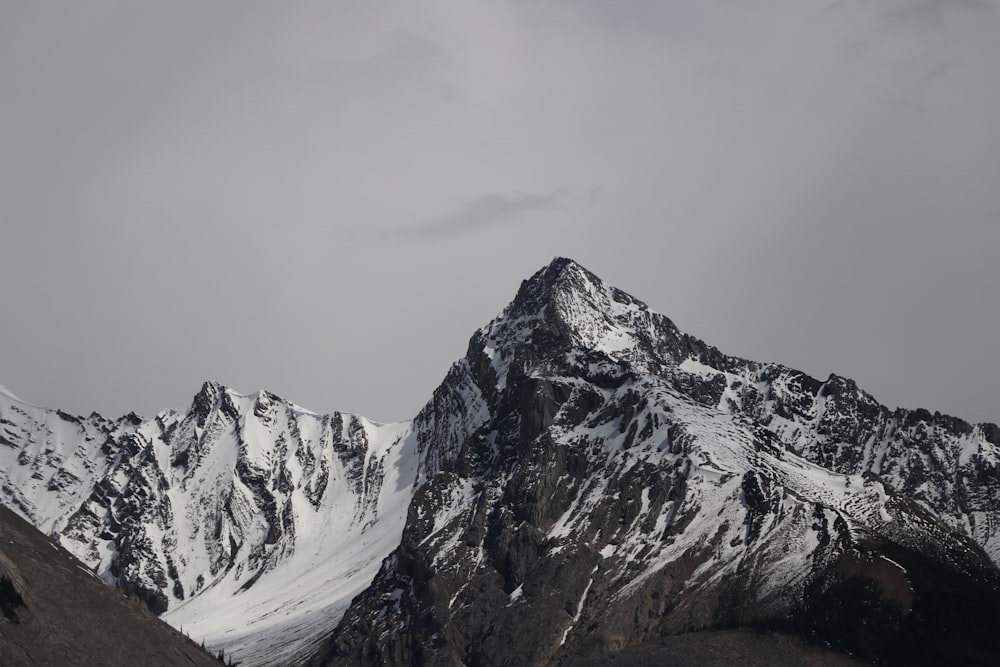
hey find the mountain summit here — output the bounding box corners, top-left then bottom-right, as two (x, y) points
(486, 257), (686, 374)
(3, 258), (1000, 665)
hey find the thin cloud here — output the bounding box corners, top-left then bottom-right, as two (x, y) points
(407, 191), (563, 239)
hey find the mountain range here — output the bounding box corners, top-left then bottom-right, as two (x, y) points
(2, 258), (999, 665)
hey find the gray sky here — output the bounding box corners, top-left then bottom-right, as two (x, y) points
(2, 0), (999, 425)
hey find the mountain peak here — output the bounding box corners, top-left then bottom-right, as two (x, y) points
(502, 258), (618, 336)
(469, 259), (687, 402)
(528, 258), (685, 360)
(538, 256), (590, 282)
(192, 379), (224, 415)
(512, 257), (601, 309)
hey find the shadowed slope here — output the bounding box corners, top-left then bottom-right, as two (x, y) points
(0, 504), (220, 666)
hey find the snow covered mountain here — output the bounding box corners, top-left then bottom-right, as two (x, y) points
(317, 259), (1000, 665)
(0, 381), (417, 664)
(3, 258), (1000, 665)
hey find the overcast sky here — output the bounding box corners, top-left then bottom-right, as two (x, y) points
(2, 0), (999, 425)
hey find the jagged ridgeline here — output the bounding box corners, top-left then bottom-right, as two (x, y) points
(2, 258), (1000, 666)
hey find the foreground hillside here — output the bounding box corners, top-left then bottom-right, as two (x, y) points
(0, 504), (220, 666)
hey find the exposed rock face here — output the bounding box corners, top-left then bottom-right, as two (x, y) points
(313, 259), (1000, 666)
(3, 258), (1000, 666)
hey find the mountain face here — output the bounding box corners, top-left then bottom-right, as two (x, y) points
(3, 258), (1000, 665)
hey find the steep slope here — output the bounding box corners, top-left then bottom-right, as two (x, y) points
(316, 258), (1000, 665)
(0, 382), (417, 666)
(0, 503), (220, 666)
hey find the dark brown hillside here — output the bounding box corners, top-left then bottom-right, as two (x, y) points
(0, 504), (220, 666)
